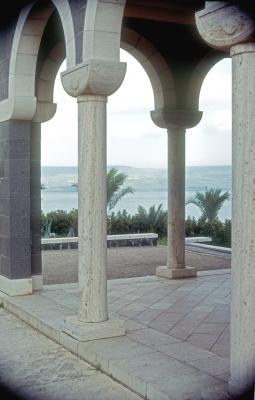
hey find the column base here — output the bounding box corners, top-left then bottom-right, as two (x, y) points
(62, 315), (125, 342)
(156, 266), (197, 279)
(32, 275), (43, 291)
(0, 275), (33, 296)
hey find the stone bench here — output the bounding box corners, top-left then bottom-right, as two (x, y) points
(41, 233), (159, 250)
(41, 235), (212, 251)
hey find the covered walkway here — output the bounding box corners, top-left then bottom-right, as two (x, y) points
(1, 270), (230, 400)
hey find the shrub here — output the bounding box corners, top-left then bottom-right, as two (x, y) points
(41, 209), (78, 237)
(108, 210), (133, 234)
(41, 207), (231, 247)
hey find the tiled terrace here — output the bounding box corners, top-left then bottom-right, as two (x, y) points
(1, 270), (231, 400)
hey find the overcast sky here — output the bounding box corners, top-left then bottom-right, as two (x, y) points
(41, 49), (232, 168)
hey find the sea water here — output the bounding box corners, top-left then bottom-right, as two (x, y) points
(41, 165), (232, 220)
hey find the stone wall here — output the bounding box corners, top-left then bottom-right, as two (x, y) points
(0, 121), (31, 279)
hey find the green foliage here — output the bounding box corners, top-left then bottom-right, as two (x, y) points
(107, 167), (134, 211)
(185, 216), (231, 247)
(41, 209), (78, 237)
(41, 206), (231, 247)
(108, 210), (133, 234)
(107, 205), (167, 236)
(72, 167), (134, 211)
(186, 188), (230, 222)
(132, 204), (167, 236)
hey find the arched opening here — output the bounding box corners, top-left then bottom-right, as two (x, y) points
(40, 47), (168, 283)
(186, 58), (232, 222)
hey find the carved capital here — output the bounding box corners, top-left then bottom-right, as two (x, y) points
(150, 109), (202, 130)
(61, 59), (126, 98)
(196, 2), (255, 51)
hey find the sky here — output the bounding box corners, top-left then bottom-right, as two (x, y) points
(41, 50), (232, 168)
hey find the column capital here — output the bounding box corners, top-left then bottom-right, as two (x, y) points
(150, 108), (202, 129)
(195, 2), (255, 51)
(61, 59), (126, 98)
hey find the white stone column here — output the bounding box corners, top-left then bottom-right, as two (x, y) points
(196, 3), (255, 396)
(151, 109), (201, 279)
(167, 127), (186, 270)
(77, 95), (107, 323)
(61, 60), (126, 341)
(229, 42), (255, 396)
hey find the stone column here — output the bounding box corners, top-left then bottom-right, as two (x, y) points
(151, 109), (202, 279)
(229, 42), (255, 396)
(196, 3), (255, 396)
(77, 95), (107, 323)
(61, 60), (126, 341)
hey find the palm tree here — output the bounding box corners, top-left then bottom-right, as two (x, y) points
(186, 188), (230, 222)
(107, 167), (134, 211)
(134, 204), (167, 235)
(72, 167), (134, 211)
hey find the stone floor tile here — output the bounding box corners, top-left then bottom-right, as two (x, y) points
(120, 302), (149, 312)
(211, 343), (230, 358)
(127, 327), (180, 348)
(153, 311), (187, 324)
(149, 320), (177, 333)
(187, 333), (220, 350)
(168, 324), (197, 340)
(157, 341), (214, 362)
(147, 372), (227, 400)
(204, 311), (230, 324)
(187, 355), (230, 377)
(149, 302), (174, 310)
(124, 318), (146, 332)
(194, 322), (227, 335)
(119, 309), (144, 319)
(135, 309), (164, 324)
(110, 350), (199, 382)
(78, 336), (154, 362)
(166, 304), (196, 313)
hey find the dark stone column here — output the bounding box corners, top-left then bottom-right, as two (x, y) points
(0, 121), (31, 279)
(30, 123), (41, 277)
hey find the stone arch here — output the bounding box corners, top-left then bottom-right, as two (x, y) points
(121, 27), (176, 112)
(33, 42), (66, 123)
(186, 50), (228, 112)
(83, 0), (126, 62)
(3, 0), (75, 121)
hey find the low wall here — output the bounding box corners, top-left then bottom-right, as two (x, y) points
(41, 233), (159, 250)
(41, 235), (212, 251)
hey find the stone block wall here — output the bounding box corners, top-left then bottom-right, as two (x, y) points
(0, 121), (31, 279)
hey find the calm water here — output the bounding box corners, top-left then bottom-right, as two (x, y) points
(41, 165), (232, 220)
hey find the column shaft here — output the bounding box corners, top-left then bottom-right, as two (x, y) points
(167, 127), (185, 270)
(230, 43), (255, 394)
(78, 95), (108, 323)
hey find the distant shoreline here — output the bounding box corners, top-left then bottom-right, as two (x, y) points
(41, 164), (232, 169)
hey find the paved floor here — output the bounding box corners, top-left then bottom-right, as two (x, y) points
(2, 270), (231, 400)
(42, 245), (231, 284)
(0, 308), (142, 400)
